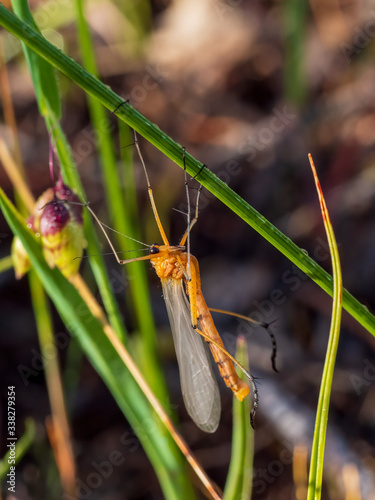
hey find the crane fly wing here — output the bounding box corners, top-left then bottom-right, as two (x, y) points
(161, 279), (221, 432)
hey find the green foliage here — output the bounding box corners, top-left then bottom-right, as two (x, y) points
(0, 4), (373, 337)
(0, 4), (373, 499)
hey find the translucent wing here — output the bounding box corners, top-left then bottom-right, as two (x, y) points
(162, 279), (221, 432)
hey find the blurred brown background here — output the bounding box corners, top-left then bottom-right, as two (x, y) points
(1, 0), (375, 499)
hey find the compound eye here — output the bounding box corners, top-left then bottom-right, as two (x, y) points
(150, 244), (160, 255)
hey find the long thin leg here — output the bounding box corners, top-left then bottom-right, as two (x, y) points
(179, 185), (202, 247)
(177, 147), (202, 280)
(183, 147), (191, 280)
(194, 323), (259, 429)
(209, 308), (279, 372)
(85, 204), (152, 265)
(86, 205), (124, 265)
(179, 153), (203, 247)
(133, 131), (169, 246)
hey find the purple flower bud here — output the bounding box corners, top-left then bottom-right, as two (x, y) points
(39, 201), (71, 237)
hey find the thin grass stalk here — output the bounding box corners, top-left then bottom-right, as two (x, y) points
(0, 138), (34, 211)
(307, 155), (343, 500)
(0, 6), (372, 335)
(0, 34), (29, 223)
(10, 0), (61, 119)
(223, 336), (253, 500)
(115, 0), (151, 54)
(28, 271), (76, 497)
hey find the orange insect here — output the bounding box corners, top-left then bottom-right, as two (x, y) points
(88, 135), (277, 432)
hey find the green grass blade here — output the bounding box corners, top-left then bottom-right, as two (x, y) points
(74, 0), (167, 400)
(0, 187), (195, 500)
(307, 156), (343, 500)
(224, 337), (254, 500)
(0, 5), (373, 336)
(10, 0), (61, 119)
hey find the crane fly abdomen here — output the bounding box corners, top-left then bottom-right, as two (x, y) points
(195, 292), (250, 401)
(182, 255), (250, 401)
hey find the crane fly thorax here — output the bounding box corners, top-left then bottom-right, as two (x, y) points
(151, 255), (185, 280)
(149, 244), (185, 280)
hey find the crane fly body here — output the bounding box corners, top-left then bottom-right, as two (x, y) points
(148, 243), (250, 432)
(87, 133), (277, 432)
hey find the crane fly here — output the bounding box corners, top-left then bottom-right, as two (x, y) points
(87, 133), (277, 432)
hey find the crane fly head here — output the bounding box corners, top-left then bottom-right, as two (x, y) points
(149, 243), (185, 256)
